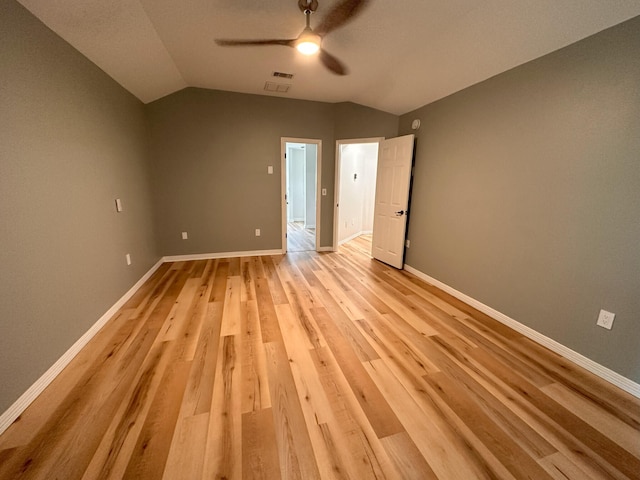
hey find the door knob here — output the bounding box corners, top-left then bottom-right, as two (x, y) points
(395, 210), (405, 216)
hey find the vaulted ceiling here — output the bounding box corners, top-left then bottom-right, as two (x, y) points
(17, 0), (640, 115)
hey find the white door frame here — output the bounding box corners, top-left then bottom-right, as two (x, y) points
(332, 137), (384, 251)
(281, 137), (322, 253)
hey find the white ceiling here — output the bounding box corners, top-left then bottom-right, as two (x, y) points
(17, 0), (640, 115)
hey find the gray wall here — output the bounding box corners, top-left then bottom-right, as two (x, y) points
(0, 0), (159, 413)
(146, 90), (399, 254)
(399, 16), (640, 383)
(333, 102), (400, 141)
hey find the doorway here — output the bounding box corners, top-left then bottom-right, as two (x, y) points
(333, 138), (382, 255)
(281, 138), (321, 253)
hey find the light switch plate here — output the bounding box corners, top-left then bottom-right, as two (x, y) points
(321, 188), (327, 196)
(181, 231), (188, 240)
(267, 165), (273, 174)
(115, 198), (123, 212)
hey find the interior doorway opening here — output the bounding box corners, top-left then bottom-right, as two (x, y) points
(281, 138), (321, 253)
(334, 138), (382, 255)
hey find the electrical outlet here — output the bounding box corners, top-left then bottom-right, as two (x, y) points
(255, 228), (261, 237)
(125, 253), (131, 266)
(181, 231), (188, 240)
(596, 309), (615, 330)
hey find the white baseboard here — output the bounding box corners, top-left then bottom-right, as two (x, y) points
(338, 230), (373, 246)
(162, 249), (283, 262)
(403, 264), (640, 398)
(317, 246), (334, 252)
(0, 258), (165, 436)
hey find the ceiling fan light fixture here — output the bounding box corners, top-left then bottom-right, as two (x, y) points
(295, 28), (321, 55)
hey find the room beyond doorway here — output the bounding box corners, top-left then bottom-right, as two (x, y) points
(334, 138), (382, 255)
(281, 138), (321, 253)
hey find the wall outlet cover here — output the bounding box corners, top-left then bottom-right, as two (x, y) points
(181, 231), (188, 240)
(596, 309), (615, 330)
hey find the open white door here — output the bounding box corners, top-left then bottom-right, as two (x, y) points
(371, 134), (414, 268)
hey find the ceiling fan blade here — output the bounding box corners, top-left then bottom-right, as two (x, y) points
(319, 49), (348, 75)
(215, 39), (296, 47)
(315, 0), (370, 37)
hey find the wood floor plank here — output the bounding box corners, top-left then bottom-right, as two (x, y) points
(261, 256), (288, 306)
(363, 358), (511, 480)
(209, 260), (228, 303)
(123, 360), (191, 479)
(242, 299), (271, 413)
(275, 303), (360, 479)
(81, 341), (173, 480)
(541, 382), (640, 458)
(309, 347), (400, 480)
(310, 307), (405, 439)
(254, 277), (284, 344)
(161, 412), (209, 480)
(302, 266), (379, 363)
(379, 432), (438, 480)
(186, 301), (224, 417)
(221, 276), (243, 337)
(423, 371), (555, 480)
(242, 408), (282, 480)
(203, 334), (243, 480)
(263, 341), (321, 480)
(354, 313), (440, 379)
(275, 257), (327, 350)
(538, 451), (599, 480)
(275, 304), (335, 425)
(418, 334), (558, 460)
(514, 337), (640, 427)
(469, 346), (639, 480)
(1, 236), (638, 480)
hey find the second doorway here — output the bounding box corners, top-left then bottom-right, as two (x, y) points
(284, 140), (320, 252)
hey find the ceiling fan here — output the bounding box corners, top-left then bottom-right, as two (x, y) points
(215, 0), (370, 75)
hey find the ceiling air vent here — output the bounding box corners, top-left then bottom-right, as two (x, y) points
(272, 71), (294, 79)
(264, 82), (291, 93)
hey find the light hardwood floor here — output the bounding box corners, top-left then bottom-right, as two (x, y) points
(0, 238), (638, 479)
(287, 221), (315, 252)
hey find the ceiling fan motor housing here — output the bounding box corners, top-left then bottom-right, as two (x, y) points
(298, 0), (319, 14)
